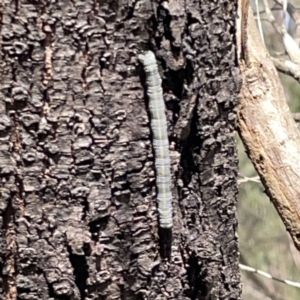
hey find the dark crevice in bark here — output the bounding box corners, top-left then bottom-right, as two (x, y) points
(156, 5), (173, 43)
(2, 196), (15, 299)
(67, 245), (89, 300)
(164, 69), (185, 99)
(123, 0), (139, 21)
(82, 196), (89, 222)
(186, 253), (202, 300)
(46, 279), (71, 300)
(1, 196), (13, 231)
(179, 104), (199, 185)
(167, 98), (180, 135)
(88, 216), (109, 242)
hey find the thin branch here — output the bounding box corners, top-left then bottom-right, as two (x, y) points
(255, 0), (265, 45)
(283, 0), (287, 25)
(238, 175), (261, 184)
(240, 264), (300, 289)
(272, 57), (300, 82)
(240, 254), (277, 299)
(263, 0), (300, 64)
(262, 0), (284, 33)
(273, 0), (300, 29)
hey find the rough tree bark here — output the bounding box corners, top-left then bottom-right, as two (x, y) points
(0, 0), (241, 299)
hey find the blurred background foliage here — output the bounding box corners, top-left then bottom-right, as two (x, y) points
(238, 1), (300, 299)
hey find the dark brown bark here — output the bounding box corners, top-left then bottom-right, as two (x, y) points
(0, 0), (241, 299)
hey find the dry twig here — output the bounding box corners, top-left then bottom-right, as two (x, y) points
(240, 264), (300, 289)
(238, 175), (261, 184)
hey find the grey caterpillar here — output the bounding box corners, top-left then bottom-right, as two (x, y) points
(139, 51), (173, 229)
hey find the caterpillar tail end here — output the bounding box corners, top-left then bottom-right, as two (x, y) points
(159, 227), (172, 260)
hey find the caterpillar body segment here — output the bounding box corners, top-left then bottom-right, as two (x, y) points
(139, 51), (173, 230)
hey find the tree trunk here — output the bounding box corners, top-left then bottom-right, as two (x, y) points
(0, 0), (241, 299)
